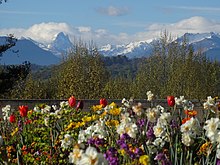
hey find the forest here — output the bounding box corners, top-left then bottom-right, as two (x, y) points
(0, 33), (220, 100)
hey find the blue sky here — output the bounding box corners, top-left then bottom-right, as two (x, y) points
(1, 0), (220, 46)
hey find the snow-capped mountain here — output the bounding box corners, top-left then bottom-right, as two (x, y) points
(1, 31), (220, 66)
(99, 40), (153, 59)
(100, 32), (220, 61)
(0, 32), (73, 65)
(47, 32), (74, 57)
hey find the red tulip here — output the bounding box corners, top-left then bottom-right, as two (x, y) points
(68, 96), (76, 107)
(19, 105), (28, 117)
(167, 96), (175, 107)
(9, 114), (16, 123)
(76, 100), (84, 110)
(100, 98), (108, 107)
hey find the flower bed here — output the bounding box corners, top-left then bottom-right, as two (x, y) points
(0, 92), (220, 164)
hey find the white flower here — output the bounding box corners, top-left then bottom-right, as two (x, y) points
(0, 135), (3, 146)
(182, 133), (193, 146)
(117, 118), (138, 138)
(78, 146), (107, 165)
(175, 96), (185, 105)
(2, 105), (11, 120)
(69, 146), (83, 164)
(146, 91), (154, 101)
(181, 117), (201, 136)
(153, 137), (165, 147)
(146, 108), (160, 123)
(132, 102), (143, 116)
(60, 101), (69, 109)
(156, 105), (165, 113)
(41, 105), (51, 114)
(61, 134), (73, 149)
(204, 118), (220, 142)
(153, 124), (165, 138)
(203, 96), (216, 111)
(158, 112), (171, 126)
(78, 130), (87, 144)
(33, 106), (41, 112)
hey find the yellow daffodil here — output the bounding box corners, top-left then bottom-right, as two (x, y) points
(11, 127), (18, 136)
(109, 108), (121, 116)
(105, 120), (119, 127)
(91, 105), (103, 112)
(139, 155), (150, 165)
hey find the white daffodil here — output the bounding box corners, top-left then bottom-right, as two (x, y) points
(156, 105), (165, 113)
(132, 102), (143, 116)
(203, 96), (216, 111)
(2, 105), (11, 120)
(153, 137), (165, 148)
(117, 119), (138, 138)
(60, 101), (69, 109)
(181, 117), (200, 135)
(61, 134), (73, 149)
(146, 91), (154, 101)
(204, 118), (220, 142)
(175, 96), (185, 105)
(158, 112), (171, 126)
(41, 105), (51, 114)
(69, 146), (84, 164)
(182, 132), (194, 146)
(146, 108), (160, 123)
(78, 146), (108, 165)
(153, 123), (165, 138)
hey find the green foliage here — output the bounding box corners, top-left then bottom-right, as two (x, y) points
(56, 44), (109, 99)
(0, 62), (31, 98)
(2, 32), (220, 100)
(135, 32), (220, 99)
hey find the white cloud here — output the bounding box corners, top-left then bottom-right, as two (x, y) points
(96, 6), (130, 16)
(1, 16), (220, 47)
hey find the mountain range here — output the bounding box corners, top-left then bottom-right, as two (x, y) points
(0, 32), (220, 65)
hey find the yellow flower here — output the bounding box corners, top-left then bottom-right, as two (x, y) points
(109, 102), (117, 108)
(197, 142), (212, 156)
(11, 127), (18, 136)
(139, 155), (150, 165)
(91, 105), (103, 112)
(105, 120), (119, 127)
(109, 108), (121, 116)
(118, 149), (126, 156)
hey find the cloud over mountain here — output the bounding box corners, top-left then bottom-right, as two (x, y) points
(1, 16), (220, 47)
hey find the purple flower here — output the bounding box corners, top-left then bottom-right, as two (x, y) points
(217, 159), (220, 165)
(137, 119), (145, 128)
(155, 153), (172, 165)
(146, 127), (155, 140)
(104, 147), (119, 165)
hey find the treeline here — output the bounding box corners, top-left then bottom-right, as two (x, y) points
(1, 33), (220, 100)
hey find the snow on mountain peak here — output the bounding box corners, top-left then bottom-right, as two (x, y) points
(47, 32), (73, 57)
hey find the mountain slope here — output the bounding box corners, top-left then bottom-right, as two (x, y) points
(0, 37), (61, 66)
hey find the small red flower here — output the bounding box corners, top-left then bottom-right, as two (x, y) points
(100, 98), (108, 107)
(167, 96), (175, 107)
(68, 96), (76, 107)
(9, 114), (16, 123)
(19, 105), (28, 117)
(182, 117), (191, 124)
(24, 119), (32, 125)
